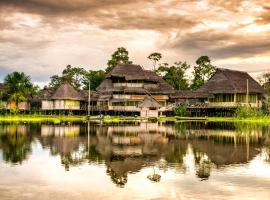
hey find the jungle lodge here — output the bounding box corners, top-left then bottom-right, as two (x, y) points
(0, 65), (265, 117)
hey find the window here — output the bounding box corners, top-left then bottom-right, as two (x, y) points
(210, 94), (234, 102)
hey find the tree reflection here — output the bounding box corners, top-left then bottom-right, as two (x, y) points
(106, 166), (128, 187)
(0, 125), (32, 164)
(193, 148), (213, 180)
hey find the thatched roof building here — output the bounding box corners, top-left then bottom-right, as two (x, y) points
(52, 82), (84, 100)
(138, 95), (161, 108)
(97, 64), (174, 95)
(197, 68), (264, 94)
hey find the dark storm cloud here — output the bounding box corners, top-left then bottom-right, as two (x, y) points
(166, 30), (270, 59)
(0, 0), (198, 31)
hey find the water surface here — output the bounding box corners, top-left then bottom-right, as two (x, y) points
(0, 122), (270, 200)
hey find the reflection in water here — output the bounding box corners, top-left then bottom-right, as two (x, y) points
(0, 122), (270, 199)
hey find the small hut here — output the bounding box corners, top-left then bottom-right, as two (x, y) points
(138, 95), (161, 117)
(34, 82), (84, 112)
(51, 82), (84, 110)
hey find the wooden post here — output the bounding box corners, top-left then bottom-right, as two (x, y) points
(88, 80), (91, 117)
(246, 79), (249, 104)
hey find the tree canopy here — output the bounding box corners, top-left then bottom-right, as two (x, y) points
(3, 72), (38, 109)
(190, 56), (216, 90)
(148, 52), (162, 70)
(49, 65), (86, 89)
(83, 70), (106, 90)
(157, 61), (190, 90)
(105, 47), (132, 73)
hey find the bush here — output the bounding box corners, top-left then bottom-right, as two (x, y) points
(174, 105), (190, 117)
(235, 106), (261, 118)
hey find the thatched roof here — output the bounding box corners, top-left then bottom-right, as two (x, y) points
(97, 64), (174, 94)
(51, 82), (84, 100)
(80, 90), (99, 101)
(138, 95), (161, 108)
(106, 64), (156, 81)
(171, 91), (214, 99)
(34, 87), (55, 100)
(198, 68), (265, 94)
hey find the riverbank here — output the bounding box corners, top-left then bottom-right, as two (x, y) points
(1, 115), (270, 124)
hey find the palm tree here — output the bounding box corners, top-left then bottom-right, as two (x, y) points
(4, 72), (37, 111)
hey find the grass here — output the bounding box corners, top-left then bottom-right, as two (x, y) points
(208, 116), (270, 124)
(1, 115), (270, 124)
(0, 115), (87, 124)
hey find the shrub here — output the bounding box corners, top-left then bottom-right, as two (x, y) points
(235, 106), (261, 118)
(174, 105), (190, 117)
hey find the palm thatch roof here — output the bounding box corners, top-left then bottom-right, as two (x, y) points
(138, 95), (161, 108)
(197, 68), (264, 94)
(80, 90), (99, 101)
(34, 86), (55, 100)
(51, 82), (84, 100)
(97, 64), (174, 94)
(106, 64), (156, 81)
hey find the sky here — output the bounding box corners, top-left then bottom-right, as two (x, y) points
(0, 0), (270, 85)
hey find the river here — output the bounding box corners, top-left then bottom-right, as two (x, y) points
(0, 122), (269, 200)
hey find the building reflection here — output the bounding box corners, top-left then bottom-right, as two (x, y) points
(0, 122), (269, 186)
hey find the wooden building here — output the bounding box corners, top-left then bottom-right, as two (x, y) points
(33, 82), (98, 114)
(197, 68), (264, 108)
(96, 64), (174, 117)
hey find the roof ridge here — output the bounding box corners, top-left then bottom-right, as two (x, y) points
(217, 68), (248, 74)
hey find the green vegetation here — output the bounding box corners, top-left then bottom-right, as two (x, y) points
(3, 72), (39, 113)
(147, 52), (162, 70)
(235, 106), (261, 118)
(174, 105), (190, 117)
(157, 62), (190, 90)
(1, 115), (270, 124)
(190, 56), (216, 90)
(0, 115), (86, 123)
(106, 47), (133, 73)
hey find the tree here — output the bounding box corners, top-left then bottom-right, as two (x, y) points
(190, 56), (216, 90)
(49, 65), (86, 89)
(259, 73), (270, 113)
(148, 52), (162, 70)
(105, 47), (132, 73)
(260, 72), (270, 95)
(157, 61), (190, 90)
(4, 72), (38, 111)
(83, 70), (106, 90)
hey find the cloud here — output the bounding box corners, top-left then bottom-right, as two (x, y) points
(165, 29), (270, 59)
(0, 0), (199, 32)
(0, 0), (270, 84)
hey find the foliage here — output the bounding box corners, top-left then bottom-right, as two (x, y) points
(4, 72), (38, 111)
(148, 52), (162, 70)
(259, 73), (270, 114)
(49, 65), (86, 89)
(174, 105), (190, 117)
(235, 106), (261, 118)
(190, 56), (216, 90)
(259, 72), (270, 95)
(157, 61), (190, 90)
(105, 47), (132, 73)
(83, 70), (106, 90)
